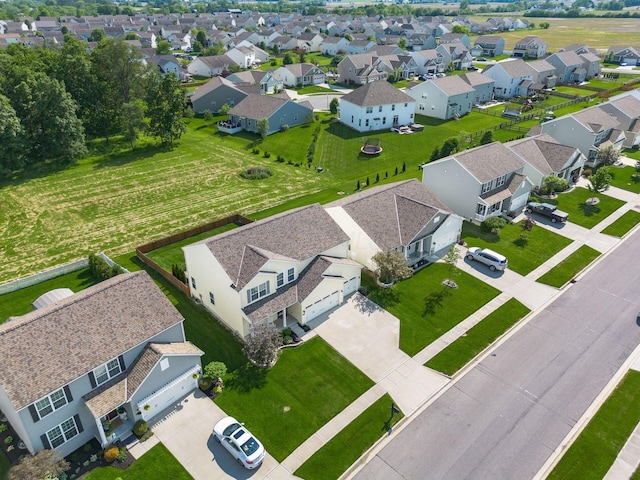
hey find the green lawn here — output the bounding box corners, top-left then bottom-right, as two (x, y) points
(214, 337), (373, 462)
(600, 210), (640, 237)
(425, 298), (530, 376)
(548, 370), (640, 480)
(462, 221), (573, 276)
(145, 223), (238, 272)
(113, 253), (245, 371)
(608, 165), (640, 194)
(294, 394), (403, 480)
(0, 268), (99, 323)
(294, 85), (338, 94)
(535, 245), (601, 288)
(537, 188), (626, 229)
(83, 443), (192, 480)
(624, 148), (640, 161)
(554, 86), (591, 97)
(362, 264), (500, 356)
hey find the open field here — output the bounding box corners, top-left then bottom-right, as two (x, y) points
(468, 17), (640, 52)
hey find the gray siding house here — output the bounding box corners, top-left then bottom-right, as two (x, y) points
(190, 76), (249, 114)
(0, 271), (203, 458)
(224, 94), (313, 135)
(406, 75), (475, 120)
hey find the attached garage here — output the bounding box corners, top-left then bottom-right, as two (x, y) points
(305, 291), (339, 322)
(343, 277), (358, 296)
(137, 366), (200, 421)
(510, 192), (529, 212)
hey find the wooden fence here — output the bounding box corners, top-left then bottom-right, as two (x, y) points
(136, 214), (253, 295)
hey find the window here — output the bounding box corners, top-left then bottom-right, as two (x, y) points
(365, 119), (369, 127)
(496, 174), (507, 187)
(94, 358), (122, 386)
(247, 281), (270, 303)
(366, 106), (373, 114)
(287, 268), (295, 282)
(294, 114), (298, 121)
(404, 103), (408, 107)
(191, 277), (196, 289)
(277, 272), (284, 287)
(378, 106), (383, 112)
(35, 388), (69, 419)
(383, 117), (386, 124)
(209, 292), (215, 304)
(481, 181), (492, 194)
(47, 417), (79, 448)
(476, 204), (486, 215)
(392, 104), (396, 111)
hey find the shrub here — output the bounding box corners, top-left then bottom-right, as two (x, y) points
(104, 446), (119, 463)
(280, 124), (289, 132)
(4, 436), (12, 444)
(283, 335), (293, 345)
(263, 151), (271, 158)
(88, 254), (122, 282)
(184, 107), (195, 118)
(543, 175), (569, 193)
(276, 155), (285, 163)
(199, 377), (212, 391)
(139, 430), (154, 442)
(0, 423), (7, 433)
(482, 216), (507, 232)
(583, 168), (592, 177)
(117, 447), (128, 462)
(202, 109), (213, 121)
(252, 148), (260, 155)
(204, 361), (227, 380)
(70, 454), (80, 463)
(239, 167), (272, 180)
(283, 328), (292, 336)
(133, 420), (148, 438)
(171, 264), (187, 284)
(7, 450), (69, 480)
(83, 443), (93, 453)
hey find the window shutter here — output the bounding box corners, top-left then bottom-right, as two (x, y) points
(40, 434), (51, 450)
(63, 385), (73, 403)
(74, 414), (84, 434)
(118, 355), (126, 372)
(88, 371), (96, 388)
(29, 404), (40, 423)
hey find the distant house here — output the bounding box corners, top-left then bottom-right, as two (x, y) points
(528, 59), (557, 88)
(190, 76), (249, 113)
(406, 75), (475, 120)
(346, 39), (377, 55)
(436, 42), (473, 70)
(0, 271), (203, 458)
(482, 59), (536, 99)
(147, 55), (185, 79)
(409, 49), (445, 75)
(407, 32), (437, 51)
(546, 51), (588, 83)
(540, 105), (626, 163)
(225, 46), (256, 68)
(473, 35), (505, 57)
(182, 204), (362, 338)
(459, 72), (495, 104)
(507, 134), (586, 188)
(512, 36), (547, 59)
(439, 33), (471, 49)
(187, 54), (233, 77)
(274, 63), (326, 87)
(226, 70), (284, 94)
(295, 32), (323, 52)
(598, 95), (640, 148)
(223, 94), (313, 135)
(605, 46), (640, 66)
(338, 53), (391, 85)
(421, 142), (532, 221)
(321, 36), (349, 55)
(325, 180), (463, 270)
(339, 81), (415, 132)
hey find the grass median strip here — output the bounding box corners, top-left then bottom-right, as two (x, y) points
(548, 370), (640, 480)
(600, 210), (640, 238)
(214, 337), (374, 462)
(536, 245), (601, 288)
(294, 393), (403, 480)
(425, 298), (530, 376)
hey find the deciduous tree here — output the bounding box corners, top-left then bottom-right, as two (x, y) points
(330, 97), (339, 115)
(0, 94), (24, 176)
(588, 166), (612, 193)
(146, 72), (187, 145)
(7, 450), (69, 480)
(243, 323), (281, 367)
(595, 144), (621, 166)
(257, 117), (269, 139)
(372, 250), (413, 284)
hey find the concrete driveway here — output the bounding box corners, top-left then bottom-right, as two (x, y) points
(313, 294), (448, 415)
(131, 390), (280, 480)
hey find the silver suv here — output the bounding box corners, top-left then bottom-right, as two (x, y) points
(466, 247), (508, 271)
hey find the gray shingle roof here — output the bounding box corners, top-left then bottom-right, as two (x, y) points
(608, 96), (640, 118)
(429, 75), (475, 96)
(229, 94), (293, 120)
(340, 80), (414, 107)
(326, 179), (451, 251)
(201, 204), (349, 289)
(573, 106), (621, 133)
(459, 72), (494, 87)
(495, 59), (535, 78)
(190, 76), (243, 103)
(0, 271), (184, 410)
(507, 134), (579, 175)
(446, 142), (525, 184)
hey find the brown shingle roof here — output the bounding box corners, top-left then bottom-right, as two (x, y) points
(229, 94), (306, 121)
(201, 204), (349, 289)
(327, 180), (451, 251)
(0, 271), (184, 410)
(507, 134), (579, 175)
(340, 80), (414, 107)
(447, 142), (525, 184)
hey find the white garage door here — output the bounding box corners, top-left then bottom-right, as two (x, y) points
(343, 277), (358, 296)
(139, 370), (197, 421)
(510, 193), (529, 212)
(305, 291), (340, 322)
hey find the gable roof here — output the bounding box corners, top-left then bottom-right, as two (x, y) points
(507, 134), (580, 175)
(445, 142), (525, 183)
(200, 204), (349, 289)
(340, 80), (414, 107)
(190, 76), (245, 103)
(326, 179), (451, 250)
(607, 96), (640, 118)
(459, 71), (494, 87)
(426, 75), (475, 96)
(229, 94), (305, 120)
(487, 59), (535, 78)
(572, 106), (621, 133)
(0, 271), (184, 410)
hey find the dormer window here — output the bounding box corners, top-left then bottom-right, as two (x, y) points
(94, 358), (123, 386)
(481, 181), (492, 194)
(287, 267), (295, 282)
(247, 281), (270, 303)
(277, 272), (284, 287)
(496, 174), (507, 187)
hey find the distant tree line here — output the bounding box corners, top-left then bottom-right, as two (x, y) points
(0, 37), (186, 178)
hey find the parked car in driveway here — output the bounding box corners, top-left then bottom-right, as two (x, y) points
(525, 202), (569, 223)
(213, 416), (266, 469)
(466, 247), (508, 271)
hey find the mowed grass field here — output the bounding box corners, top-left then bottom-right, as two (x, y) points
(0, 118), (334, 284)
(468, 17), (640, 52)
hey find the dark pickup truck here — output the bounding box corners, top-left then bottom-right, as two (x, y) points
(525, 202), (569, 223)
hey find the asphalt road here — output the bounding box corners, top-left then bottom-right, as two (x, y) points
(353, 227), (640, 480)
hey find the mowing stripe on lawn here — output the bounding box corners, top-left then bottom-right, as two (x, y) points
(535, 245), (600, 288)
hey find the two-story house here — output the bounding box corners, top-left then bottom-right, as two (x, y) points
(598, 95), (640, 148)
(339, 80), (415, 132)
(274, 63), (326, 87)
(421, 142), (532, 221)
(512, 35), (547, 59)
(473, 35), (505, 57)
(0, 272), (203, 458)
(459, 72), (495, 104)
(528, 59), (557, 88)
(546, 51), (587, 84)
(481, 59), (536, 99)
(321, 36), (350, 56)
(409, 49), (445, 76)
(406, 75), (475, 120)
(605, 46), (640, 66)
(182, 204), (362, 337)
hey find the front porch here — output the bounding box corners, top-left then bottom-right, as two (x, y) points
(217, 120), (242, 134)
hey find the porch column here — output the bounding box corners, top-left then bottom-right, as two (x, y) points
(281, 308), (287, 329)
(418, 239), (424, 255)
(95, 418), (107, 446)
